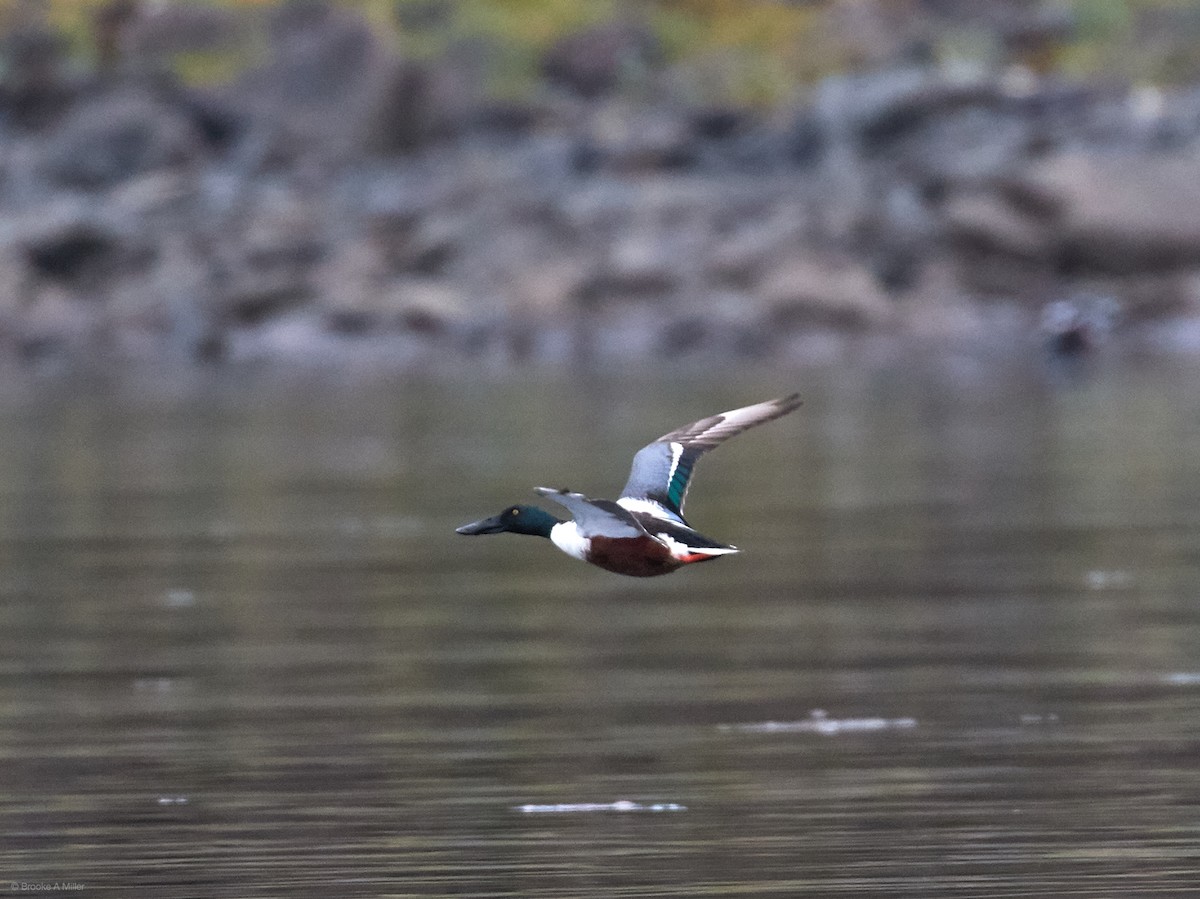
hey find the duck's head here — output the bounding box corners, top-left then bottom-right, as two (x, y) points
(455, 504), (560, 538)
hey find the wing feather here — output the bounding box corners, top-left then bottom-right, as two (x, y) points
(618, 394), (801, 519)
(534, 487), (647, 539)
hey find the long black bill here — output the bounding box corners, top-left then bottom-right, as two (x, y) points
(455, 515), (506, 535)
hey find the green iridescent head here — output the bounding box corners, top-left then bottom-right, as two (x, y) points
(455, 504), (560, 538)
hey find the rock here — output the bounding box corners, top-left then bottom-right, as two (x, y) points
(575, 103), (696, 173)
(506, 260), (588, 317)
(656, 292), (773, 358)
(579, 231), (679, 305)
(400, 218), (459, 277)
(1172, 272), (1200, 318)
(542, 21), (659, 98)
(93, 0), (141, 73)
(466, 97), (563, 137)
(317, 241), (380, 333)
(758, 257), (894, 329)
(18, 286), (97, 358)
(361, 54), (460, 155)
(897, 101), (1035, 188)
(365, 212), (460, 277)
(707, 208), (806, 288)
(26, 225), (117, 288)
(785, 108), (826, 167)
(899, 260), (988, 341)
(824, 0), (934, 70)
(224, 310), (337, 362)
(938, 150), (1200, 295)
(221, 3), (437, 165)
(41, 86), (206, 189)
(1002, 151), (1200, 273)
(852, 183), (939, 294)
(107, 273), (172, 344)
(941, 190), (1050, 261)
(1108, 274), (1192, 323)
(120, 233), (217, 356)
(379, 278), (469, 336)
(6, 6), (1200, 368)
(0, 243), (31, 334)
(120, 2), (244, 64)
(0, 26), (77, 132)
(318, 228), (471, 336)
(815, 66), (1001, 152)
(16, 198), (139, 291)
(211, 193), (324, 324)
(689, 106), (749, 142)
(106, 171), (195, 221)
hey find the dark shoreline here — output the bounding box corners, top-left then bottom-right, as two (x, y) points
(4, 4), (1200, 369)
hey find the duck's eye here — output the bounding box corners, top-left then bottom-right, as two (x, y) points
(510, 508), (519, 516)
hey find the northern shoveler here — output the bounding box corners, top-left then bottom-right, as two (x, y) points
(456, 394), (801, 577)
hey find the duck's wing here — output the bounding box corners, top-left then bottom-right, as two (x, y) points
(534, 487), (647, 538)
(617, 394), (802, 522)
(628, 512), (740, 555)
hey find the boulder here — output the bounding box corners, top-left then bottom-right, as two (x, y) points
(758, 257), (894, 329)
(220, 2), (438, 164)
(542, 21), (659, 98)
(0, 26), (76, 132)
(941, 190), (1051, 261)
(574, 102), (696, 173)
(578, 231), (679, 305)
(41, 86), (206, 189)
(379, 278), (470, 336)
(814, 66), (1002, 153)
(211, 194), (324, 324)
(109, 233), (216, 357)
(898, 260), (988, 341)
(16, 198), (141, 290)
(318, 231), (471, 336)
(656, 292), (774, 358)
(0, 243), (31, 332)
(506, 259), (588, 317)
(707, 209), (806, 288)
(120, 2), (244, 63)
(1001, 151), (1200, 273)
(17, 286), (98, 358)
(317, 242), (384, 333)
(106, 170), (195, 221)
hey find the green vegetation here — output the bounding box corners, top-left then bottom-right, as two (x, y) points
(4, 0), (1200, 103)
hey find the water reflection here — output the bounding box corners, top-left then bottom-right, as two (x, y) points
(1, 357), (1199, 896)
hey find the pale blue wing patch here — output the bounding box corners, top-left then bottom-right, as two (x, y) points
(619, 442), (691, 522)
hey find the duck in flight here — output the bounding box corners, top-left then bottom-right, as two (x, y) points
(456, 394), (801, 577)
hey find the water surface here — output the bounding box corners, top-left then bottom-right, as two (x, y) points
(2, 356), (1199, 897)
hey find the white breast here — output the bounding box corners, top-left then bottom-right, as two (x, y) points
(550, 520), (591, 561)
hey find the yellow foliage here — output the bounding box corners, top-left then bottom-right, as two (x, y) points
(455, 0), (618, 45)
(5, 0), (1200, 100)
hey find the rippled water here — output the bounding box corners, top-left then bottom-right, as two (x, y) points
(2, 355), (1199, 897)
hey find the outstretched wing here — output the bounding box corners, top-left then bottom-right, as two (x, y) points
(617, 394), (802, 521)
(629, 512), (740, 556)
(534, 487), (646, 538)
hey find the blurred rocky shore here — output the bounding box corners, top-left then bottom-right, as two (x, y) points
(4, 1), (1200, 368)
